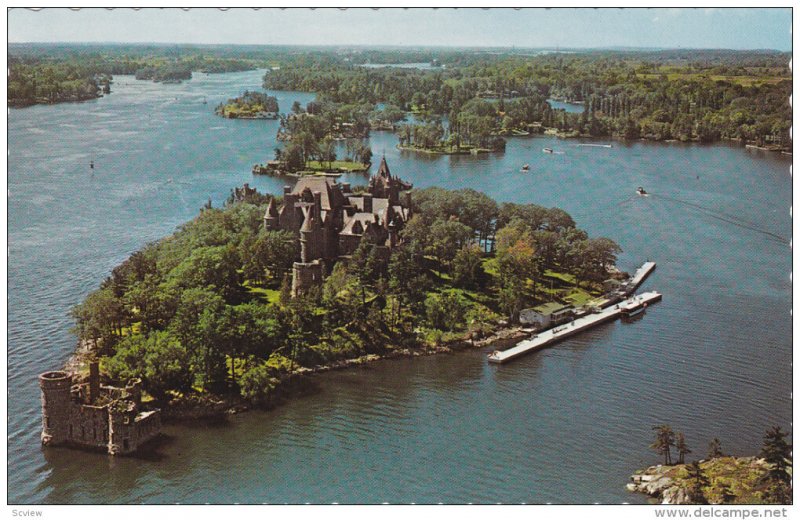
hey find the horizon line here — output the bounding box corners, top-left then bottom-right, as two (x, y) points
(7, 41), (791, 53)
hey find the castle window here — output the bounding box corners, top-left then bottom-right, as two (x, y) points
(123, 440), (129, 451)
(69, 424), (73, 437)
(45, 417), (50, 429)
(81, 426), (85, 439)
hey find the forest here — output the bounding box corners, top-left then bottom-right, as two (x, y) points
(263, 49), (792, 149)
(9, 44), (791, 150)
(72, 185), (621, 404)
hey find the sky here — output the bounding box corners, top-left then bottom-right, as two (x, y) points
(7, 8), (793, 51)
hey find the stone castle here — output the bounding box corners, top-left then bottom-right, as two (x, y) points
(39, 361), (161, 455)
(265, 157), (413, 295)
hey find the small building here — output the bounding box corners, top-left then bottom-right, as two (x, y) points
(519, 303), (575, 328)
(39, 361), (161, 455)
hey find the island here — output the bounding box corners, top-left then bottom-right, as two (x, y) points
(628, 425), (792, 504)
(53, 157), (629, 451)
(216, 91), (279, 119)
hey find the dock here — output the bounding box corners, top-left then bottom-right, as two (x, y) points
(488, 291), (663, 364)
(625, 261), (656, 295)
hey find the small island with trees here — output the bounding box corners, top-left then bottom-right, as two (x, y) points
(628, 425), (792, 504)
(216, 91), (280, 119)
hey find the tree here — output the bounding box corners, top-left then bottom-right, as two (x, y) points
(651, 424), (676, 465)
(424, 291), (468, 331)
(452, 244), (484, 289)
(319, 137), (336, 169)
(760, 426), (792, 485)
(239, 362), (277, 405)
(105, 330), (193, 399)
(685, 461), (709, 504)
(427, 219), (473, 275)
(707, 437), (724, 459)
(676, 432), (691, 464)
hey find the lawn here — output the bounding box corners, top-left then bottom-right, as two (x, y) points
(305, 160), (369, 172)
(243, 280), (281, 304)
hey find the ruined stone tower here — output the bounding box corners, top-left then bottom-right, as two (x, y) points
(39, 371), (73, 446)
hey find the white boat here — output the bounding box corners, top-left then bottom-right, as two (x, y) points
(620, 298), (648, 317)
(543, 148), (554, 154)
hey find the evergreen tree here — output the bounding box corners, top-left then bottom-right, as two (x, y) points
(708, 437), (724, 459)
(685, 461), (709, 504)
(651, 424), (676, 465)
(760, 426), (792, 485)
(676, 432), (691, 465)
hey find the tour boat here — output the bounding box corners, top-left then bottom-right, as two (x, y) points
(636, 186), (648, 196)
(620, 299), (648, 318)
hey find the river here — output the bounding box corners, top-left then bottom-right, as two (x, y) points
(8, 69), (792, 504)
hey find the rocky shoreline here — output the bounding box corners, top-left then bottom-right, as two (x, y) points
(627, 457), (770, 504)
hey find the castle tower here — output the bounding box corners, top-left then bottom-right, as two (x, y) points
(39, 371), (73, 446)
(264, 198), (279, 231)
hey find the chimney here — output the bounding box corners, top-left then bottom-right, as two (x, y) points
(342, 182), (351, 193)
(88, 360), (100, 404)
(313, 191), (322, 220)
(363, 193), (373, 213)
(283, 185), (292, 195)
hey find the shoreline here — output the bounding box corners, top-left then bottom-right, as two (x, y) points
(63, 324), (529, 422)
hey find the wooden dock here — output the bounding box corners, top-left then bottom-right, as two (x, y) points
(487, 291), (663, 364)
(625, 261), (656, 294)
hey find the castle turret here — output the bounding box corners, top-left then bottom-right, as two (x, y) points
(40, 371), (73, 446)
(264, 198), (279, 231)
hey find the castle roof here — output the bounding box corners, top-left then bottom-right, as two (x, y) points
(291, 176), (345, 211)
(341, 212), (380, 235)
(377, 156), (391, 178)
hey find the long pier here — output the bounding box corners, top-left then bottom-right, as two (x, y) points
(487, 291), (663, 364)
(625, 261), (657, 295)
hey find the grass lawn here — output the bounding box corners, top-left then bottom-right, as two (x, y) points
(305, 160), (369, 172)
(636, 72), (787, 86)
(243, 280), (281, 304)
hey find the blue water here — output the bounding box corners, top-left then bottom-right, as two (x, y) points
(548, 99), (585, 113)
(8, 69), (792, 504)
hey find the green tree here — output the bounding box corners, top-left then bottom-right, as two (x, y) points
(685, 461), (709, 504)
(760, 426), (792, 485)
(651, 424), (676, 465)
(452, 244), (484, 289)
(676, 432), (691, 464)
(239, 362), (277, 405)
(707, 437), (724, 459)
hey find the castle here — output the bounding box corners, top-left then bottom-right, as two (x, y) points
(39, 361), (161, 455)
(265, 157), (413, 295)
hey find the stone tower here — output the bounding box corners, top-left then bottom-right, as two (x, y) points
(39, 371), (73, 446)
